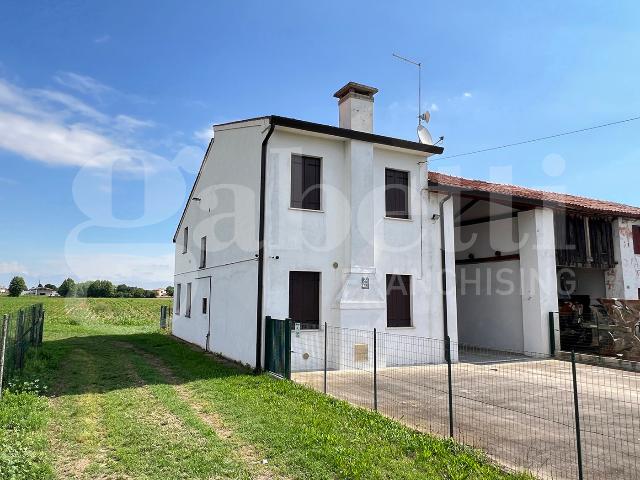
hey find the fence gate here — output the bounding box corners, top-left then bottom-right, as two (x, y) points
(264, 316), (291, 379)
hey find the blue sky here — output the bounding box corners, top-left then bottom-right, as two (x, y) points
(1, 1), (639, 288)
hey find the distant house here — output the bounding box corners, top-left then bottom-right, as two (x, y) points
(22, 285), (59, 297)
(0, 286), (7, 295)
(154, 288), (168, 297)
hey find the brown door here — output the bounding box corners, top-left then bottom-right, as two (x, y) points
(289, 271), (320, 329)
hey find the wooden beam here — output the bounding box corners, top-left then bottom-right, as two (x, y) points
(456, 253), (520, 265)
(457, 211), (520, 227)
(456, 199), (479, 220)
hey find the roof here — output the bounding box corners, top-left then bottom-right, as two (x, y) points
(428, 171), (640, 219)
(215, 115), (443, 155)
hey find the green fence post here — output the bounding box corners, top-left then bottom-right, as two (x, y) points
(548, 312), (556, 356)
(264, 316), (272, 374)
(445, 335), (454, 438)
(323, 322), (327, 394)
(571, 350), (584, 480)
(285, 317), (292, 380)
(0, 315), (9, 399)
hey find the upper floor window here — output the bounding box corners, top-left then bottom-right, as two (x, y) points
(200, 236), (207, 269)
(183, 227), (189, 254)
(633, 225), (640, 255)
(291, 154), (321, 211)
(385, 168), (409, 219)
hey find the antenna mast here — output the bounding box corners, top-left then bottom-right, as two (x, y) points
(392, 53), (422, 126)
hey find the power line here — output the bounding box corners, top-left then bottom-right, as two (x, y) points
(434, 115), (640, 160)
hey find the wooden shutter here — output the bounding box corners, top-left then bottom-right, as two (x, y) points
(302, 157), (321, 210)
(289, 271), (320, 329)
(633, 226), (640, 255)
(290, 155), (304, 208)
(385, 169), (409, 219)
(386, 274), (411, 327)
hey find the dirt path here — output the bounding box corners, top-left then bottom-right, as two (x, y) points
(116, 341), (290, 480)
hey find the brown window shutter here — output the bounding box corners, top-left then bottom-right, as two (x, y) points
(289, 271), (320, 329)
(633, 225), (640, 255)
(386, 274), (411, 327)
(291, 155), (304, 208)
(385, 169), (409, 219)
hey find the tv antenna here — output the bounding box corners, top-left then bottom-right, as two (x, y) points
(393, 53), (438, 145)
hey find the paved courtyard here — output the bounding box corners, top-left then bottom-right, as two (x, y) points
(293, 353), (640, 479)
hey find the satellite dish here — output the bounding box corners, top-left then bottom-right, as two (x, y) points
(419, 111), (431, 124)
(417, 124), (433, 145)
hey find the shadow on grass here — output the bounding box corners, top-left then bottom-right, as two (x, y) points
(28, 332), (251, 397)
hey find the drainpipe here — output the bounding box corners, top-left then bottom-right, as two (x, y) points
(255, 117), (275, 373)
(439, 194), (452, 340)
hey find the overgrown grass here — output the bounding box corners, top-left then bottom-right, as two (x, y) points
(0, 297), (531, 479)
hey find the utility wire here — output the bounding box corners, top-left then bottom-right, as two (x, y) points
(434, 115), (640, 160)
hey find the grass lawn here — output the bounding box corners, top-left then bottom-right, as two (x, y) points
(0, 297), (531, 479)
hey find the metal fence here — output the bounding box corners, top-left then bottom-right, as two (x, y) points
(291, 324), (639, 480)
(0, 303), (45, 397)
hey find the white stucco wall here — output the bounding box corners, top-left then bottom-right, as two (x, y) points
(172, 119), (266, 367)
(606, 218), (640, 299)
(262, 128), (456, 371)
(455, 217), (524, 351)
(518, 208), (559, 354)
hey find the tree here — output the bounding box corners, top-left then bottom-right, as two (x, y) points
(166, 286), (174, 297)
(87, 280), (115, 298)
(44, 283), (57, 291)
(58, 278), (76, 297)
(8, 276), (27, 297)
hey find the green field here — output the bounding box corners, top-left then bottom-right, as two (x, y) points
(0, 297), (530, 479)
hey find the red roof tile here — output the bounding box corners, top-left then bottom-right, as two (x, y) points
(428, 171), (640, 219)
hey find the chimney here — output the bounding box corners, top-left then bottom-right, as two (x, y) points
(333, 82), (378, 133)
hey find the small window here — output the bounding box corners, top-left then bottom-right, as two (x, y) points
(202, 297), (208, 314)
(175, 284), (181, 315)
(185, 283), (192, 318)
(633, 225), (640, 255)
(200, 236), (207, 269)
(183, 227), (189, 254)
(385, 168), (409, 219)
(291, 154), (321, 210)
(386, 274), (411, 327)
(289, 271), (320, 329)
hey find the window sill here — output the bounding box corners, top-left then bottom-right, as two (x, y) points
(386, 325), (415, 330)
(385, 216), (412, 222)
(289, 207), (324, 213)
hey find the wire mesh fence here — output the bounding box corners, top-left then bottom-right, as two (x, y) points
(0, 303), (45, 397)
(290, 324), (639, 480)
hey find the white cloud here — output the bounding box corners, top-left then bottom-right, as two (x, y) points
(64, 252), (173, 286)
(94, 34), (111, 44)
(463, 92), (472, 98)
(430, 103), (439, 112)
(115, 114), (155, 132)
(0, 77), (162, 171)
(53, 72), (112, 96)
(0, 261), (28, 275)
(194, 126), (213, 143)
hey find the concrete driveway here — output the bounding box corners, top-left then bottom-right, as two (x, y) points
(293, 353), (639, 479)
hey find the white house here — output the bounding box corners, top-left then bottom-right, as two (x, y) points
(172, 82), (454, 371)
(172, 81), (640, 370)
(22, 285), (58, 296)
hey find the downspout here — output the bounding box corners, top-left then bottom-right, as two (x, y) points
(255, 117), (275, 372)
(439, 193), (452, 340)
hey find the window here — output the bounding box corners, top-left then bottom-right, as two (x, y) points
(200, 236), (207, 269)
(290, 154), (321, 210)
(385, 168), (409, 219)
(633, 225), (640, 255)
(185, 283), (192, 318)
(202, 297), (208, 314)
(175, 284), (181, 315)
(183, 227), (189, 254)
(289, 271), (320, 329)
(386, 274), (411, 327)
